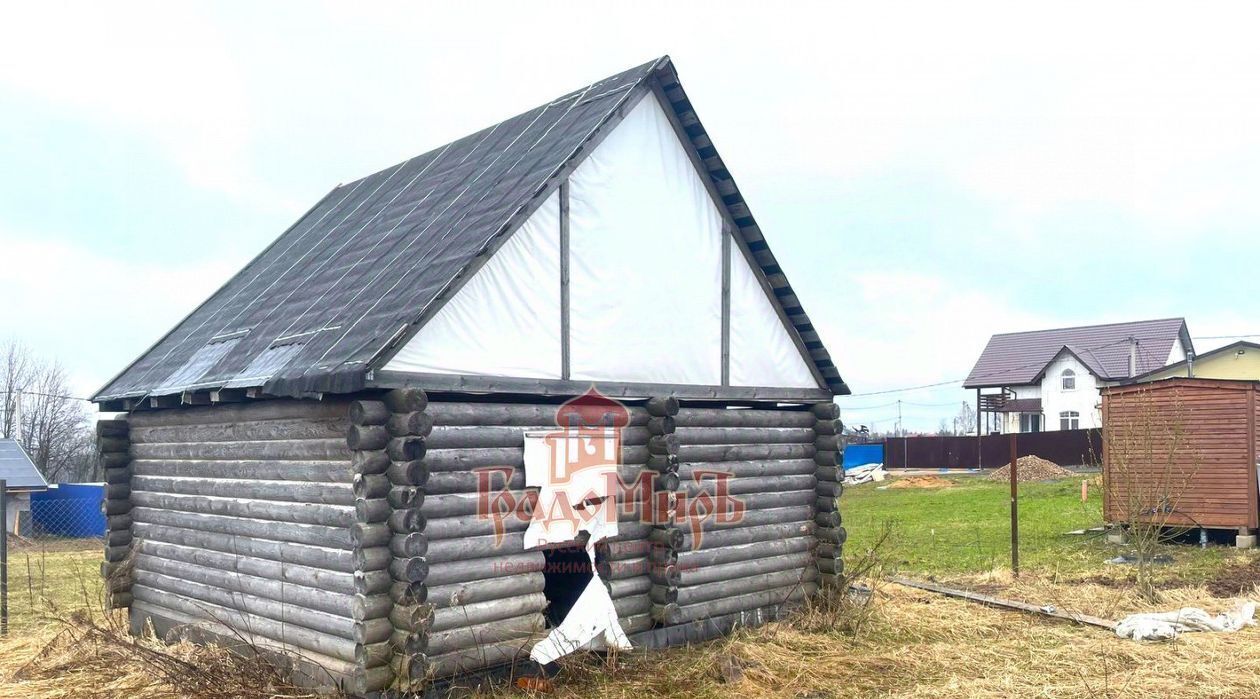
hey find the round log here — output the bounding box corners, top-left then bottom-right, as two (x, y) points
(425, 535), (536, 568)
(354, 640), (393, 668)
(813, 450), (839, 467)
(816, 496), (839, 512)
(126, 399), (348, 428)
(648, 434), (680, 456)
(426, 641), (528, 679)
(676, 535), (815, 569)
(132, 520), (359, 571)
(675, 427), (815, 446)
(390, 556), (430, 583)
(646, 454), (678, 473)
(816, 542), (844, 559)
(350, 400), (391, 426)
(100, 452), (131, 469)
(387, 486), (425, 510)
(390, 629), (429, 655)
(383, 389), (428, 414)
(818, 557), (844, 575)
(815, 511), (842, 528)
(421, 490), (530, 519)
(425, 612), (545, 656)
(130, 586), (361, 663)
(683, 474), (816, 497)
(97, 436), (130, 453)
(430, 592), (547, 633)
(132, 474), (354, 506)
(388, 603), (436, 633)
(387, 508), (425, 534)
(425, 469), (524, 495)
(815, 435), (840, 452)
(678, 459), (816, 480)
(425, 513), (528, 540)
(353, 450), (390, 475)
(663, 583), (816, 625)
(814, 419), (841, 436)
(388, 411), (434, 438)
(385, 459), (429, 487)
(679, 443), (814, 463)
(352, 474), (391, 500)
(134, 538), (374, 595)
(816, 526), (847, 545)
(136, 506), (356, 549)
(647, 416), (676, 435)
(390, 580), (428, 606)
(131, 439), (350, 461)
(815, 466), (842, 482)
(387, 437), (426, 462)
(130, 490), (356, 528)
(677, 551), (814, 588)
(427, 572), (546, 609)
(132, 418), (348, 445)
(680, 520), (815, 551)
(614, 594), (651, 618)
(815, 481), (843, 498)
(812, 403), (840, 420)
(608, 576), (652, 599)
(645, 397), (680, 417)
(426, 401), (650, 427)
(648, 584), (678, 604)
(675, 407), (815, 428)
(348, 425), (390, 451)
(131, 570), (392, 643)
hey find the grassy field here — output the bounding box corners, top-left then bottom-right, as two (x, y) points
(842, 474), (1248, 584)
(3, 477), (1260, 698)
(3, 540), (104, 629)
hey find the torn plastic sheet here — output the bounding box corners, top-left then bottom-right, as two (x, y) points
(523, 431), (632, 663)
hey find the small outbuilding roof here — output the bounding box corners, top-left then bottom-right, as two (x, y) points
(964, 317), (1191, 388)
(0, 439), (50, 491)
(94, 56), (846, 405)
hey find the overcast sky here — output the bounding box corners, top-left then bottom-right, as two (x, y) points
(2, 1), (1258, 430)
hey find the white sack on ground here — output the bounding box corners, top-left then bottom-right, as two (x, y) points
(1115, 602), (1257, 641)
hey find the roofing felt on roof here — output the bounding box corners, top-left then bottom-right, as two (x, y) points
(94, 56), (846, 402)
(963, 318), (1191, 388)
(0, 439), (49, 490)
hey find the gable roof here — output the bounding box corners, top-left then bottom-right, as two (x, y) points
(94, 56), (846, 406)
(963, 318), (1192, 388)
(0, 439), (49, 491)
(1129, 340), (1260, 382)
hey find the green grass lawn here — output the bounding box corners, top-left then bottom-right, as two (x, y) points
(841, 475), (1246, 583)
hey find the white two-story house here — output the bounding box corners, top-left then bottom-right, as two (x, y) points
(963, 318), (1193, 433)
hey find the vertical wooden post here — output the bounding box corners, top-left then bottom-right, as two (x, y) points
(1, 478), (7, 635)
(1009, 432), (1019, 577)
(559, 181), (571, 381)
(720, 223), (731, 386)
(976, 389), (983, 470)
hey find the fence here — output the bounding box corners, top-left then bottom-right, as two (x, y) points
(842, 443), (885, 470)
(1, 481), (107, 634)
(883, 428), (1102, 470)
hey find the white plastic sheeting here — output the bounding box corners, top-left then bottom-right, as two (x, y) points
(728, 243), (820, 388)
(384, 91), (819, 391)
(522, 431), (631, 664)
(568, 92), (723, 385)
(384, 193), (562, 377)
(1116, 602), (1256, 641)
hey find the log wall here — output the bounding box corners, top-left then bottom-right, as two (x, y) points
(122, 399), (392, 694)
(646, 404), (826, 627)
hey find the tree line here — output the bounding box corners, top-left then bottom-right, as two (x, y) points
(1, 339), (96, 483)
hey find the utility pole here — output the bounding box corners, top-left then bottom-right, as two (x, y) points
(896, 400), (902, 437)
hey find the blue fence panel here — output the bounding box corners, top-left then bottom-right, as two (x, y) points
(31, 483), (106, 537)
(842, 444), (884, 470)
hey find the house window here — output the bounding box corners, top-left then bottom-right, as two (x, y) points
(1020, 413), (1042, 433)
(1060, 411), (1080, 430)
(1061, 369), (1076, 391)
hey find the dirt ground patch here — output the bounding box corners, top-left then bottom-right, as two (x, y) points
(888, 476), (954, 489)
(1205, 557), (1260, 598)
(986, 456), (1075, 483)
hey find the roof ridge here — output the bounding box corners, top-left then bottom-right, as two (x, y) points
(990, 317), (1184, 338)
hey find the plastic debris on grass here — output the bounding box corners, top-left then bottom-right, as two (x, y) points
(843, 463), (887, 486)
(1116, 601), (1257, 641)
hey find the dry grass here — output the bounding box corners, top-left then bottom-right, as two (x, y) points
(500, 578), (1260, 699)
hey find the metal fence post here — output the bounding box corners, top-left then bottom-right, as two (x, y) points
(1, 478), (8, 635)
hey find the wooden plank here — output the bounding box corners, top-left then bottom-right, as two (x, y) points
(891, 577), (1115, 630)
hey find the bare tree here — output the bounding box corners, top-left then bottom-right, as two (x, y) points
(2, 339), (95, 482)
(1103, 386), (1201, 602)
(952, 401), (976, 436)
(1, 339), (32, 439)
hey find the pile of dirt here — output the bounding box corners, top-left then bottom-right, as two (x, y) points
(888, 476), (954, 489)
(985, 456), (1075, 483)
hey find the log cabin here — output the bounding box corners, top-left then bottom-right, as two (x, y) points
(91, 56), (849, 694)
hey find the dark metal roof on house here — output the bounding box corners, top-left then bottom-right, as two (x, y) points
(963, 318), (1191, 389)
(0, 439), (49, 491)
(994, 398), (1043, 414)
(94, 57), (847, 404)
